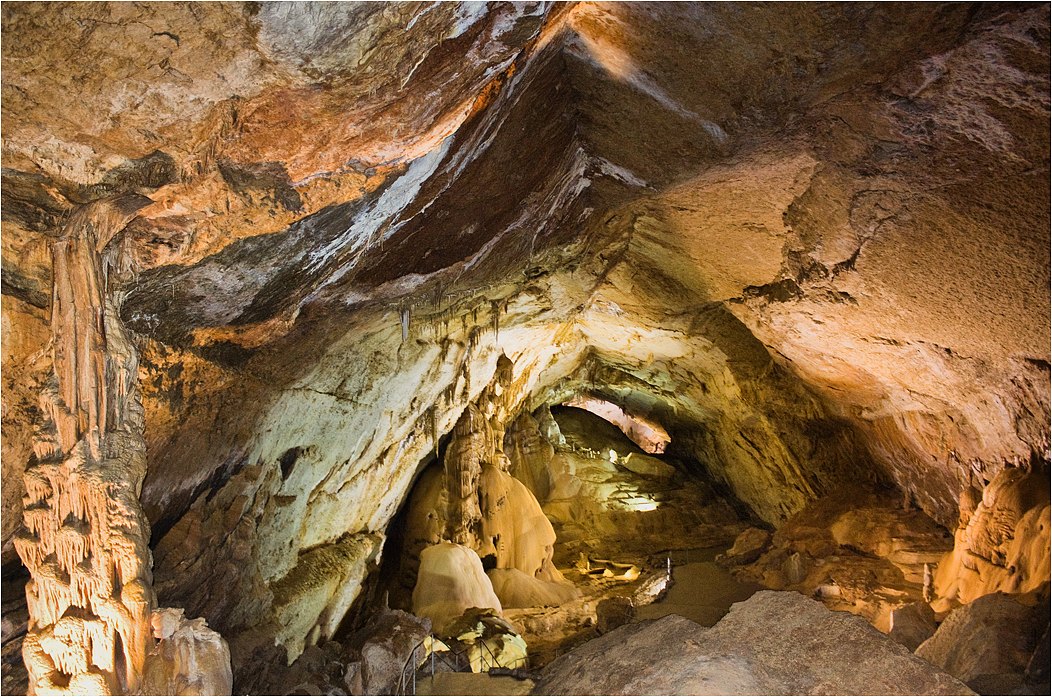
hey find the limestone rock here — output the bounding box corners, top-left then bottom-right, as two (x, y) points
(916, 592), (1048, 694)
(412, 543), (503, 636)
(620, 452), (676, 480)
(737, 489), (954, 630)
(487, 568), (580, 609)
(504, 410), (556, 503)
(718, 527), (772, 566)
(270, 533), (383, 663)
(536, 591), (973, 695)
(440, 608), (529, 673)
(347, 607), (431, 696)
(141, 607), (233, 696)
(595, 596), (635, 635)
(933, 469), (1051, 612)
(889, 601), (938, 652)
(1, 3), (1049, 689)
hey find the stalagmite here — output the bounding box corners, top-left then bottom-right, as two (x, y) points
(404, 356), (577, 619)
(16, 195), (157, 695)
(14, 195), (230, 695)
(442, 404), (488, 546)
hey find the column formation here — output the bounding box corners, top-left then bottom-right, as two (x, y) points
(14, 195), (157, 695)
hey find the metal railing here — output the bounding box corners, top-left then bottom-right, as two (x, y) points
(394, 633), (531, 695)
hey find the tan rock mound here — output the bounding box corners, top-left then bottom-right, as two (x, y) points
(916, 591), (1049, 694)
(412, 542), (502, 635)
(535, 591), (973, 695)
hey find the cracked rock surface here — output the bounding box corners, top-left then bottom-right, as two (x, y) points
(2, 2), (1049, 691)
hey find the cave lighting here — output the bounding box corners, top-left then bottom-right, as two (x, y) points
(622, 495), (660, 512)
(565, 396), (671, 453)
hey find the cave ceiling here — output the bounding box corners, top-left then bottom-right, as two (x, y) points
(2, 0), (1049, 577)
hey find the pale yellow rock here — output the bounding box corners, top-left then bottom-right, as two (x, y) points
(933, 469), (1051, 612)
(270, 533), (383, 662)
(141, 608), (233, 696)
(413, 543), (503, 636)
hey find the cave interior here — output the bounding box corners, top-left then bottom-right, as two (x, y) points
(0, 2), (1050, 696)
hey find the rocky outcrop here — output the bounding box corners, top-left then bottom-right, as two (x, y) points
(729, 488), (953, 631)
(536, 591), (973, 695)
(933, 467), (1051, 613)
(916, 592), (1049, 694)
(2, 2), (1049, 691)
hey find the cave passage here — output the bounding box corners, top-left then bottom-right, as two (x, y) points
(386, 400), (756, 669)
(2, 3), (1049, 696)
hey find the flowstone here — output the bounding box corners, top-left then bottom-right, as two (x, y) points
(14, 196), (230, 695)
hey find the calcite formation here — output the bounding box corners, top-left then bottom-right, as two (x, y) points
(404, 359), (577, 628)
(15, 197), (158, 695)
(1, 2), (1049, 693)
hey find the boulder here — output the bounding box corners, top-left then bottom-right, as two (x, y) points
(916, 592), (1048, 694)
(889, 601), (938, 651)
(717, 527), (771, 566)
(595, 596), (635, 635)
(348, 607), (431, 695)
(535, 591), (973, 695)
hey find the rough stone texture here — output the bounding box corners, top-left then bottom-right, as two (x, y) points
(141, 608), (233, 696)
(889, 601), (938, 652)
(717, 527), (772, 566)
(594, 596), (634, 635)
(916, 592), (1049, 694)
(269, 533), (383, 663)
(346, 607), (431, 696)
(1, 1), (1049, 686)
(536, 591), (973, 695)
(933, 468), (1051, 613)
(735, 488), (953, 631)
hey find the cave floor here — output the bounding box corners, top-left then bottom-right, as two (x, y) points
(415, 672), (534, 696)
(633, 549), (762, 627)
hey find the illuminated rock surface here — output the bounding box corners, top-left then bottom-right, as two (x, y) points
(1, 2), (1048, 694)
(535, 591), (974, 695)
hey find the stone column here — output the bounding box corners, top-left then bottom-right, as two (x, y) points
(14, 194), (157, 695)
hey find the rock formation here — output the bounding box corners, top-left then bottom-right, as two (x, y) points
(1, 2), (1048, 693)
(15, 196), (158, 695)
(535, 592), (974, 695)
(12, 196), (230, 694)
(932, 467), (1051, 612)
(411, 542), (502, 636)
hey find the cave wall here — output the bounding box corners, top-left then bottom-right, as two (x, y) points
(2, 0), (1048, 679)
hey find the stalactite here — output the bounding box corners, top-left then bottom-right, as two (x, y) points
(400, 306), (411, 344)
(430, 406), (441, 464)
(468, 326), (483, 352)
(491, 300), (501, 342)
(17, 195), (158, 696)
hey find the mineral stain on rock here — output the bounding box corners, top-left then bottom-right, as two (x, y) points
(1, 2), (1048, 695)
